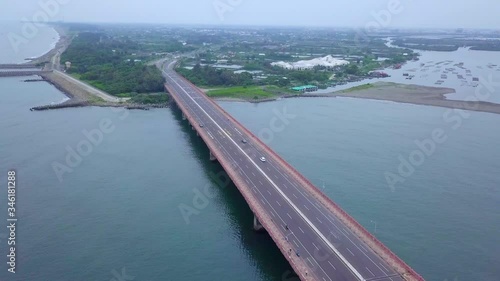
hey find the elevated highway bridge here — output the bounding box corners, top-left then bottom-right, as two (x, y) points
(163, 61), (424, 281)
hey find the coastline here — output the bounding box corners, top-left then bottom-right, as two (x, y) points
(31, 70), (168, 111)
(326, 82), (500, 115)
(23, 24), (70, 66)
(20, 25), (500, 115)
(213, 82), (500, 115)
(19, 24), (167, 111)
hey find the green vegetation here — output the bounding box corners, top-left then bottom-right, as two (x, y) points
(206, 86), (289, 100)
(340, 83), (374, 93)
(61, 32), (165, 96)
(130, 93), (169, 104)
(87, 95), (105, 104)
(177, 64), (253, 87)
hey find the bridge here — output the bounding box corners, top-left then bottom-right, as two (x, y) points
(0, 64), (39, 69)
(0, 64), (47, 77)
(0, 70), (51, 77)
(162, 61), (424, 281)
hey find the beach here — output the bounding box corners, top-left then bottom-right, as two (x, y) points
(326, 82), (500, 115)
(212, 82), (500, 115)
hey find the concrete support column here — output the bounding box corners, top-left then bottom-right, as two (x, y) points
(253, 215), (264, 232)
(209, 150), (217, 162)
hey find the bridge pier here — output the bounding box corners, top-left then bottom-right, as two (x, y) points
(209, 150), (217, 162)
(253, 215), (264, 232)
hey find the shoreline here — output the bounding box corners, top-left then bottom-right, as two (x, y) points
(213, 82), (500, 115)
(17, 24), (167, 111)
(30, 72), (168, 111)
(21, 24), (69, 66)
(18, 25), (500, 115)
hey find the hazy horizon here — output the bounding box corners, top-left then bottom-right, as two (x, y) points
(1, 0), (500, 30)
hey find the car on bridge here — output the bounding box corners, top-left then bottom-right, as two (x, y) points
(242, 139), (248, 144)
(260, 157), (266, 162)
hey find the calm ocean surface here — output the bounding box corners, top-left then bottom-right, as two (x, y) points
(0, 24), (499, 281)
(0, 22), (58, 64)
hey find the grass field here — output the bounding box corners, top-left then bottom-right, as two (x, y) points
(206, 86), (288, 100)
(340, 83), (375, 93)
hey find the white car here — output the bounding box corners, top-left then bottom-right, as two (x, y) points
(260, 157), (266, 162)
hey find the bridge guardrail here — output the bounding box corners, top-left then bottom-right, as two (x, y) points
(165, 83), (314, 281)
(172, 74), (425, 281)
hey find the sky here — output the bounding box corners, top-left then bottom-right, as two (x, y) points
(1, 0), (500, 29)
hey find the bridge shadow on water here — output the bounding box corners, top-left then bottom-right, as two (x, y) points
(169, 104), (299, 281)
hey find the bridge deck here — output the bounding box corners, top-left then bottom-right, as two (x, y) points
(163, 63), (424, 281)
(0, 64), (39, 69)
(0, 70), (50, 77)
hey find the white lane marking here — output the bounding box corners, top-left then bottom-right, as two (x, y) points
(287, 213), (292, 219)
(260, 199), (266, 205)
(267, 190), (272, 195)
(336, 224), (392, 278)
(276, 201), (281, 207)
(312, 242), (319, 250)
(379, 262), (390, 273)
(293, 193), (298, 199)
(274, 167), (392, 278)
(341, 228), (351, 236)
(168, 73), (359, 281)
(346, 247), (355, 256)
(252, 172), (256, 177)
(238, 170), (243, 175)
(359, 243), (369, 253)
(224, 154), (346, 280)
(293, 240), (299, 247)
(244, 179), (250, 184)
(304, 205), (310, 210)
(259, 180), (264, 185)
(328, 261), (337, 270)
(365, 267), (375, 277)
(299, 226), (305, 234)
